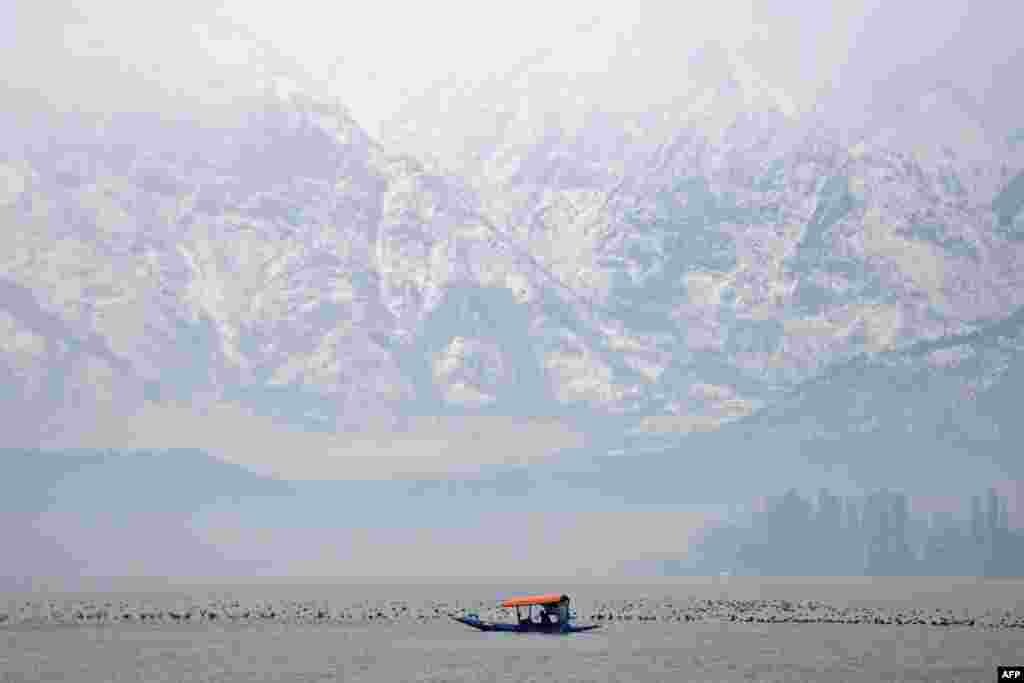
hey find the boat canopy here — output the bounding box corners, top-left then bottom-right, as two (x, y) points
(501, 594), (568, 608)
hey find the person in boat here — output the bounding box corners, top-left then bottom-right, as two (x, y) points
(453, 594), (599, 633)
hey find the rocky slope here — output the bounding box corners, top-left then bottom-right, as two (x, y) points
(1, 23), (1023, 481)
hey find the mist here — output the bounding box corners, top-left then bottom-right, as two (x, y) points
(2, 0), (1023, 582)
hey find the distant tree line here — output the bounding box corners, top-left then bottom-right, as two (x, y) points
(669, 487), (1023, 576)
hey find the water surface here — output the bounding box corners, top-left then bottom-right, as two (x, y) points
(2, 578), (1021, 682)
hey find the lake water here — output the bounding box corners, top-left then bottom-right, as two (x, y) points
(2, 578), (1022, 682)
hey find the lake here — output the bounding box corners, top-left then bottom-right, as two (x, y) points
(2, 578), (1022, 682)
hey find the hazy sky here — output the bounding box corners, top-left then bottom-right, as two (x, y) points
(6, 1), (1019, 142)
(218, 0), (832, 137)
(3, 0), (1022, 580)
(0, 1), (864, 135)
(209, 0), (1022, 139)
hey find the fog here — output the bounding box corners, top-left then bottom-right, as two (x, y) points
(2, 1), (1022, 580)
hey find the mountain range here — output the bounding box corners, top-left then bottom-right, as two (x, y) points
(1, 9), (1023, 494)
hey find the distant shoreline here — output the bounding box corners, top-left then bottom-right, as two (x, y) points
(4, 576), (1022, 614)
(3, 588), (1023, 631)
(7, 575), (1022, 587)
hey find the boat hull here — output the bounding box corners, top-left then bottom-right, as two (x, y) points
(452, 616), (601, 634)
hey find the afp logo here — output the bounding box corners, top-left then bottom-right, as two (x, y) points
(999, 667), (1024, 680)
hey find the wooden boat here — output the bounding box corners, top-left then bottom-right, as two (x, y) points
(452, 593), (601, 634)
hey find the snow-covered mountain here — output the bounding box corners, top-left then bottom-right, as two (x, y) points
(2, 12), (1023, 483)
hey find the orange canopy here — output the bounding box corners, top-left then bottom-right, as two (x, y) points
(501, 594), (568, 608)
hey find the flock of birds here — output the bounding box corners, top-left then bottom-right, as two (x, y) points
(2, 598), (1023, 630)
(584, 599), (1024, 629)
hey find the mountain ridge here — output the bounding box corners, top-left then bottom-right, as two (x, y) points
(1, 31), (1023, 481)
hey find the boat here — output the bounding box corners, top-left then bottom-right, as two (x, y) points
(452, 593), (601, 634)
